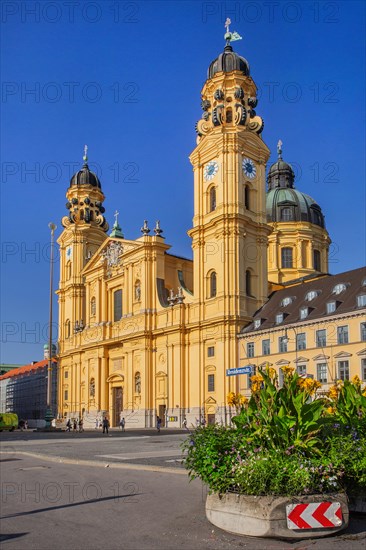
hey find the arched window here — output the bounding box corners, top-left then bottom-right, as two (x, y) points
(281, 247), (293, 268)
(114, 289), (122, 321)
(135, 372), (141, 394)
(210, 271), (217, 298)
(313, 249), (321, 271)
(246, 270), (252, 297)
(244, 186), (250, 210)
(226, 108), (232, 123)
(90, 297), (96, 316)
(65, 319), (70, 339)
(209, 187), (216, 212)
(89, 378), (95, 398)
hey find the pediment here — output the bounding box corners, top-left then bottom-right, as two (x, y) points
(333, 351), (352, 358)
(82, 238), (142, 275)
(356, 348), (366, 356)
(312, 354), (330, 361)
(259, 362), (273, 368)
(204, 397), (217, 404)
(156, 371), (167, 377)
(275, 359), (290, 366)
(293, 356), (309, 363)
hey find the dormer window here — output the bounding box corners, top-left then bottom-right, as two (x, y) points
(254, 319), (261, 329)
(281, 296), (293, 307)
(305, 290), (320, 301)
(275, 313), (285, 325)
(357, 294), (366, 307)
(362, 278), (366, 287)
(333, 283), (347, 295)
(280, 207), (293, 221)
(300, 307), (309, 320)
(326, 301), (337, 314)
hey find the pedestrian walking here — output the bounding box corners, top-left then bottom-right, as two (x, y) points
(183, 417), (188, 430)
(102, 416), (110, 434)
(120, 417), (125, 432)
(156, 416), (162, 433)
(73, 419), (77, 432)
(66, 419), (71, 432)
(78, 418), (84, 432)
(95, 416), (99, 430)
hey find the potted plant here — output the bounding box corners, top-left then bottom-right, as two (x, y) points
(182, 367), (366, 539)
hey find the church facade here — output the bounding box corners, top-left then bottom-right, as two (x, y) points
(56, 35), (334, 428)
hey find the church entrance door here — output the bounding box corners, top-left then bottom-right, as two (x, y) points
(113, 387), (123, 427)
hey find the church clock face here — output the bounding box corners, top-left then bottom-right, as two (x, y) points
(242, 158), (256, 179)
(204, 161), (219, 181)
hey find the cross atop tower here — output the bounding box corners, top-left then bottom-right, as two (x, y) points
(114, 210), (119, 225)
(277, 139), (283, 159)
(83, 144), (88, 164)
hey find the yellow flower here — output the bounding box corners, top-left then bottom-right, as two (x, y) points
(227, 392), (236, 406)
(281, 365), (295, 376)
(327, 406), (335, 414)
(352, 375), (361, 387)
(328, 385), (339, 400)
(239, 395), (248, 406)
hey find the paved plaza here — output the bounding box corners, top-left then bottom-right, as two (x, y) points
(1, 430), (365, 549)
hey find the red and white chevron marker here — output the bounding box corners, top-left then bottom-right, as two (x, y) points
(286, 502), (343, 529)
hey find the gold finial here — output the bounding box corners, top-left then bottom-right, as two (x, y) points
(83, 144), (88, 163)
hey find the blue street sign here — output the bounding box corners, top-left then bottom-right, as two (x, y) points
(226, 366), (253, 376)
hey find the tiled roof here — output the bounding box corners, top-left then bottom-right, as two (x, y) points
(242, 266), (366, 333)
(0, 359), (57, 381)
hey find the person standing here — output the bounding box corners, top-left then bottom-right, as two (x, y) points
(156, 416), (162, 433)
(78, 418), (84, 432)
(120, 417), (125, 432)
(102, 416), (110, 434)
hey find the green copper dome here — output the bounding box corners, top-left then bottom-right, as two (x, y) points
(266, 142), (325, 228)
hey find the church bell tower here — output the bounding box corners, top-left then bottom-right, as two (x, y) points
(57, 147), (109, 348)
(188, 24), (271, 325)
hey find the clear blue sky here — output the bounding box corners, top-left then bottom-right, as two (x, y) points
(1, 1), (365, 364)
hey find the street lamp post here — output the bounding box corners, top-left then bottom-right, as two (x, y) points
(45, 222), (57, 428)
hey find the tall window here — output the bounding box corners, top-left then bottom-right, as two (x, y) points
(279, 336), (288, 353)
(361, 322), (366, 342)
(208, 374), (215, 392)
(262, 339), (270, 355)
(317, 363), (328, 383)
(297, 364), (307, 377)
(209, 187), (216, 212)
(209, 272), (217, 298)
(313, 249), (321, 271)
(280, 207), (293, 221)
(316, 329), (327, 347)
(281, 247), (293, 268)
(247, 342), (255, 358)
(114, 289), (122, 321)
(362, 358), (366, 381)
(244, 186), (250, 209)
(338, 360), (349, 381)
(296, 332), (306, 350)
(90, 297), (96, 316)
(337, 325), (349, 345)
(246, 270), (252, 297)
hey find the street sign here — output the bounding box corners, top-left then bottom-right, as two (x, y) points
(286, 502), (343, 530)
(226, 366), (253, 376)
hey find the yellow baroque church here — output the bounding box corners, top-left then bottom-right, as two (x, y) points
(57, 33), (364, 428)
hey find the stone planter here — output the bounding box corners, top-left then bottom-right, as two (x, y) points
(206, 492), (349, 539)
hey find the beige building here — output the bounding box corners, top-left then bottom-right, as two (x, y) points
(56, 34), (363, 427)
(238, 267), (366, 397)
